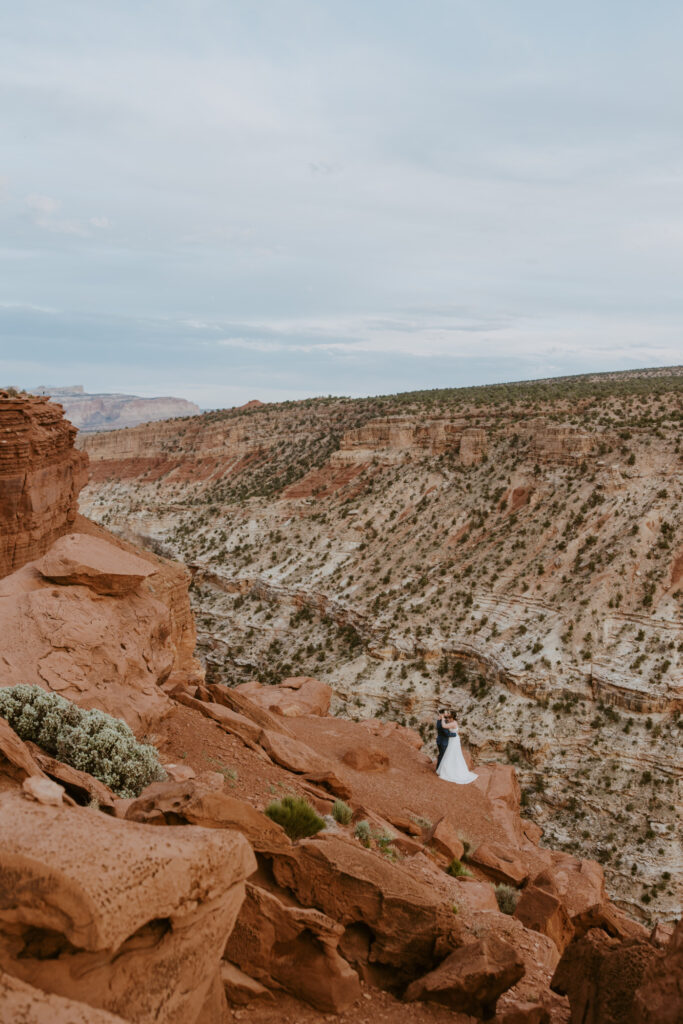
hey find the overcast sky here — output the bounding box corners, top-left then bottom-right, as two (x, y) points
(1, 1), (682, 407)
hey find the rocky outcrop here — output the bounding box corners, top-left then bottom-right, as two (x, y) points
(268, 834), (461, 981)
(632, 919), (683, 1024)
(225, 882), (361, 1012)
(404, 933), (525, 1017)
(0, 786), (255, 1024)
(39, 532), (158, 595)
(526, 419), (595, 463)
(32, 385), (200, 432)
(0, 533), (175, 732)
(124, 773), (288, 850)
(74, 515), (202, 684)
(332, 415), (488, 466)
(0, 392), (88, 578)
(551, 927), (660, 1024)
(0, 971), (128, 1024)
(235, 676), (332, 717)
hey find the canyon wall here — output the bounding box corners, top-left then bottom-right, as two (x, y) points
(32, 386), (200, 432)
(0, 391), (88, 578)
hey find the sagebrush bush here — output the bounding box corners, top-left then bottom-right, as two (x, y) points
(494, 883), (520, 915)
(264, 795), (325, 840)
(354, 820), (371, 846)
(0, 684), (165, 798)
(332, 799), (353, 825)
(446, 858), (472, 878)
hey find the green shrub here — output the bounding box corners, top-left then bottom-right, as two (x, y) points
(264, 795), (325, 840)
(332, 799), (353, 825)
(494, 883), (520, 915)
(0, 684), (165, 798)
(446, 858), (472, 878)
(354, 820), (371, 846)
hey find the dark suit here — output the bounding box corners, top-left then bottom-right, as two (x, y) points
(436, 717), (450, 768)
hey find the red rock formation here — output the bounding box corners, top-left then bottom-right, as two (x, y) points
(551, 927), (660, 1024)
(0, 534), (175, 732)
(632, 919), (683, 1024)
(235, 676), (332, 717)
(0, 393), (88, 578)
(225, 882), (361, 1012)
(0, 972), (128, 1024)
(268, 833), (461, 981)
(0, 785), (255, 1024)
(404, 933), (525, 1016)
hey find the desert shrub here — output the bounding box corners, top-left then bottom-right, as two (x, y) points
(494, 883), (520, 915)
(0, 684), (164, 798)
(264, 795), (325, 840)
(373, 830), (394, 852)
(446, 858), (472, 878)
(332, 799), (353, 825)
(354, 819), (371, 846)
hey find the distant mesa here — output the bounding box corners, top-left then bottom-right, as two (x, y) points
(31, 385), (200, 433)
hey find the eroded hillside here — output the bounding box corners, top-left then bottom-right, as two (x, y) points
(80, 369), (683, 926)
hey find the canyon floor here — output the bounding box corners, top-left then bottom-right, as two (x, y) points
(79, 368), (682, 927)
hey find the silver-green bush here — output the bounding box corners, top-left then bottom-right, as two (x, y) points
(0, 684), (165, 797)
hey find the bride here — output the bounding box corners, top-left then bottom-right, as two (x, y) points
(437, 714), (478, 785)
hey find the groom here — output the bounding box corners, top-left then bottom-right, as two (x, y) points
(435, 708), (450, 770)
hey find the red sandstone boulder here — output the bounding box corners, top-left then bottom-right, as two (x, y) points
(0, 717), (44, 782)
(172, 691), (264, 750)
(632, 920), (683, 1024)
(426, 817), (465, 862)
(551, 928), (660, 1024)
(235, 675), (331, 717)
(38, 532), (157, 595)
(468, 842), (529, 887)
(341, 744), (390, 772)
(206, 682), (295, 736)
(0, 788), (255, 1024)
(0, 970), (128, 1023)
(125, 776), (290, 850)
(22, 774), (66, 805)
(404, 934), (525, 1017)
(220, 962), (273, 1005)
(225, 882), (361, 1012)
(513, 885), (574, 955)
(25, 743), (116, 811)
(259, 729), (350, 802)
(0, 554), (174, 733)
(499, 1000), (551, 1023)
(269, 833), (460, 980)
(536, 853), (606, 919)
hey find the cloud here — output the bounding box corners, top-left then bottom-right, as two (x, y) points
(23, 195), (109, 237)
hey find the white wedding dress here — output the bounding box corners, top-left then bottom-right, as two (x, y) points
(437, 733), (478, 785)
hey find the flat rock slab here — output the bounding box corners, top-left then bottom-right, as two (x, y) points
(38, 533), (157, 595)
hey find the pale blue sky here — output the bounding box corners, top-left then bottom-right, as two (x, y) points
(1, 1), (682, 406)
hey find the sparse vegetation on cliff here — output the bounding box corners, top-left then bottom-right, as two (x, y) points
(0, 685), (165, 797)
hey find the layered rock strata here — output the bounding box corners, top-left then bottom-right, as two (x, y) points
(0, 392), (88, 578)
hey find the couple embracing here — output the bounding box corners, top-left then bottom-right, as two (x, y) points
(435, 708), (478, 785)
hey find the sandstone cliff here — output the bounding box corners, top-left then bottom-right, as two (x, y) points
(0, 391), (88, 578)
